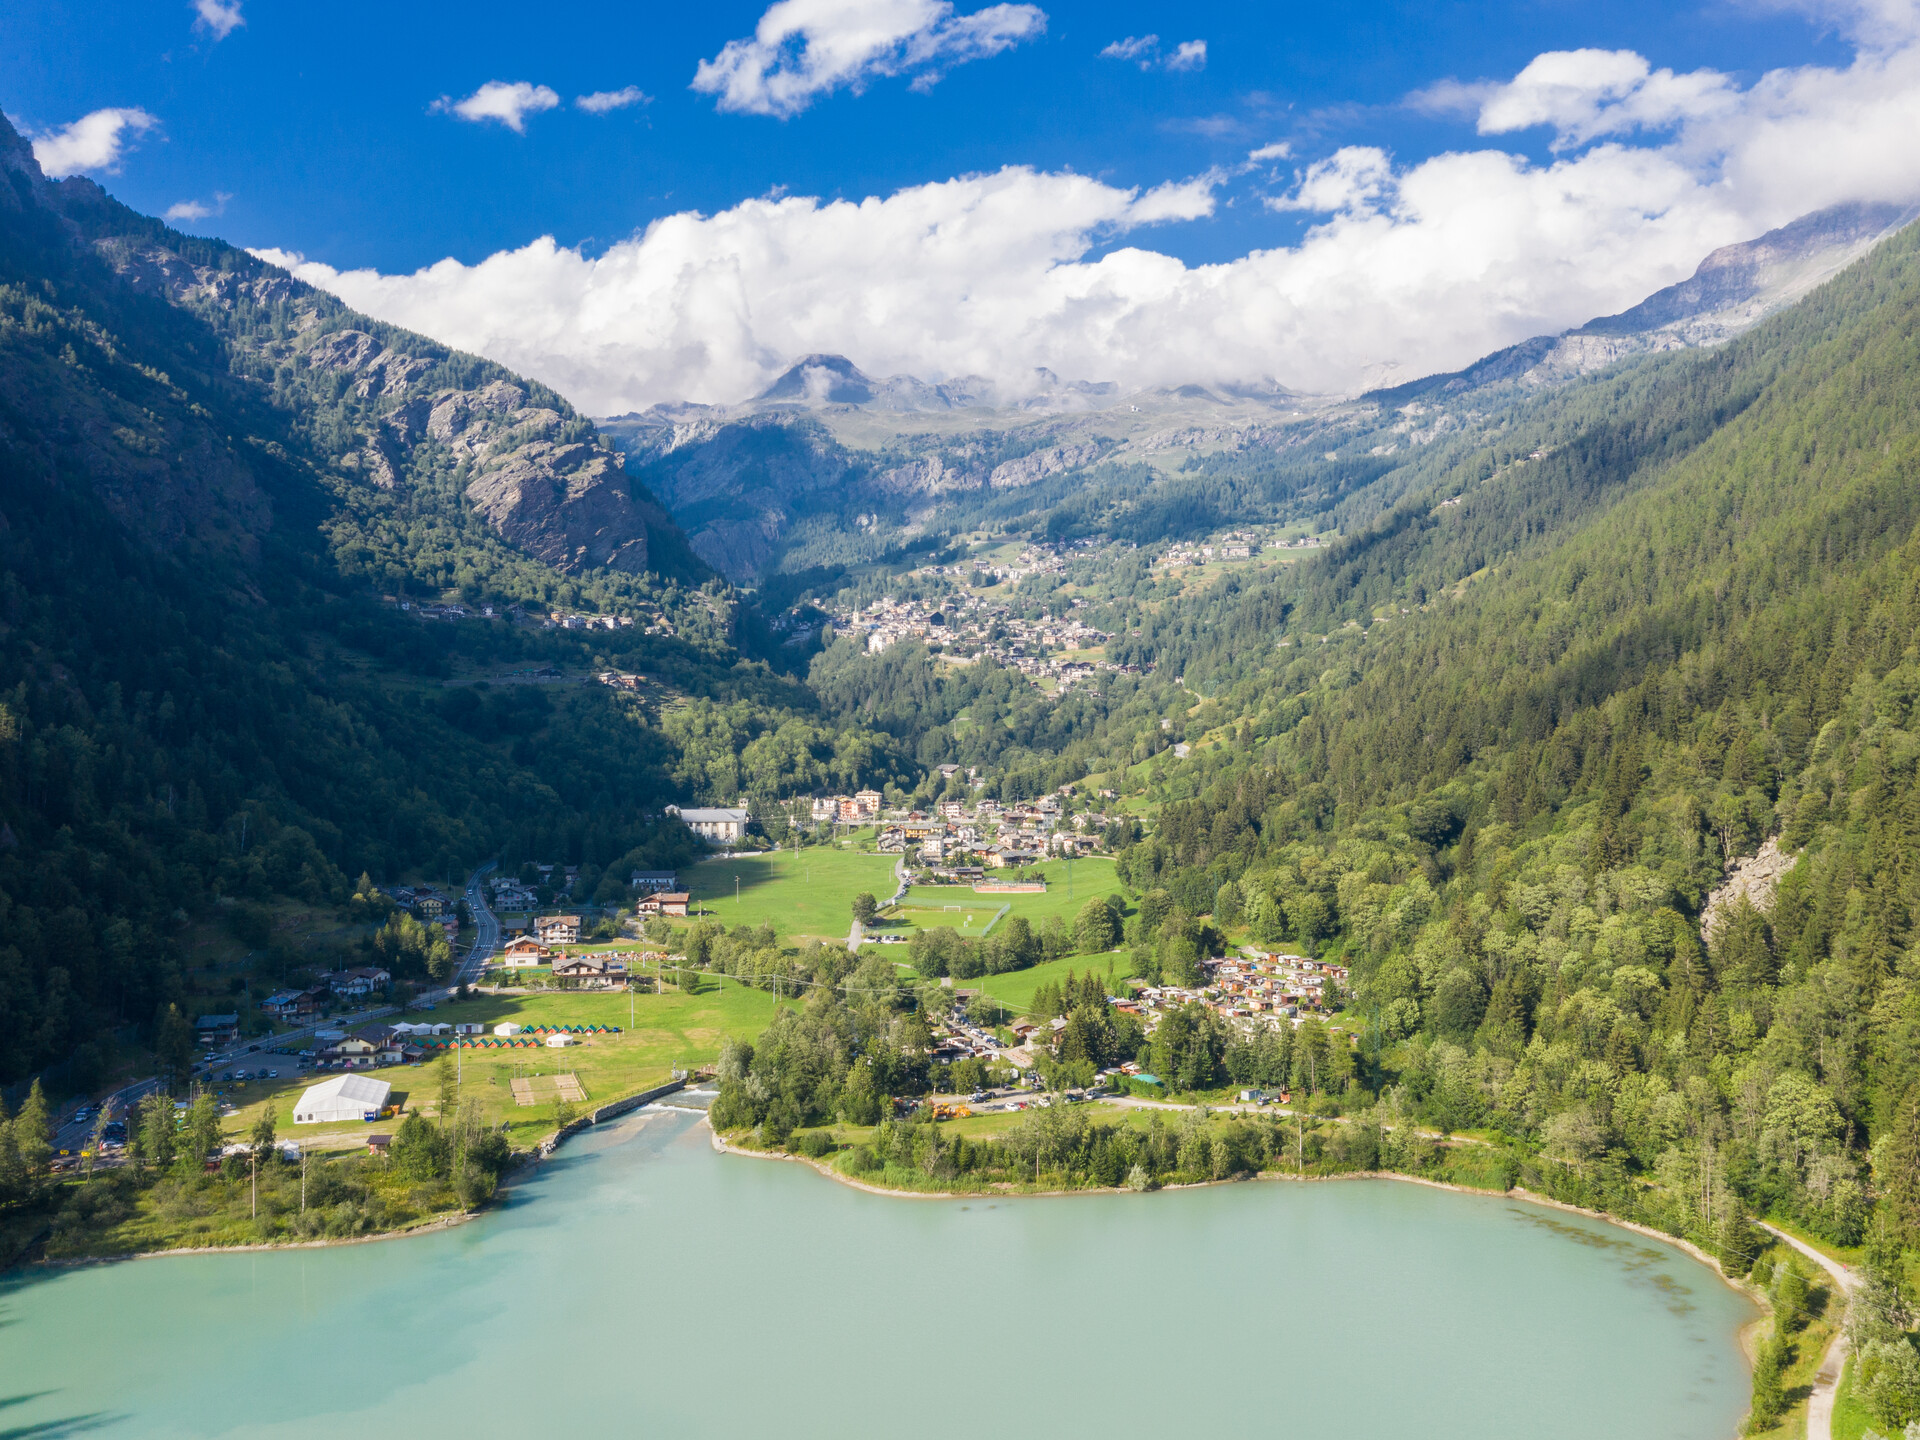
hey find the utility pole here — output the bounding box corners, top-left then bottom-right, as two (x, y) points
(251, 1152), (258, 1218)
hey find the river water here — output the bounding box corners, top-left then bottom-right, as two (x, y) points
(0, 1109), (1755, 1438)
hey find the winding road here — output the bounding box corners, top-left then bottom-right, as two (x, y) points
(1758, 1221), (1856, 1440)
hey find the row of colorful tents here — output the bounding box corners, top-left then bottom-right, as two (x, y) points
(415, 1023), (622, 1051)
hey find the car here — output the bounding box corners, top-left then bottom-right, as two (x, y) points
(267, 1070), (279, 1078)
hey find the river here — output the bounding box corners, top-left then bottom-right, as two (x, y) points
(0, 1109), (1756, 1438)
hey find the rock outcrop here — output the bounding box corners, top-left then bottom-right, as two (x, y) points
(1700, 837), (1796, 943)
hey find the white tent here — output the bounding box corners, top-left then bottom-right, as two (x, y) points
(494, 1022), (522, 1037)
(292, 1073), (392, 1125)
(545, 1033), (573, 1048)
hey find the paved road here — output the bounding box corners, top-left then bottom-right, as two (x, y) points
(1758, 1222), (1856, 1440)
(451, 861), (501, 989)
(52, 863), (501, 1160)
(51, 1003), (385, 1159)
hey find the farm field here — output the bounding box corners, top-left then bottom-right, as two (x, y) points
(681, 847), (899, 942)
(216, 986), (790, 1150)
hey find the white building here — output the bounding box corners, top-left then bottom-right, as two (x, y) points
(292, 1074), (391, 1125)
(670, 805), (750, 845)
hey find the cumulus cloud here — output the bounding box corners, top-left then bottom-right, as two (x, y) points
(30, 108), (159, 178)
(577, 86), (651, 114)
(433, 81), (561, 133)
(267, 33), (1920, 412)
(192, 0), (244, 40)
(693, 0), (1046, 117)
(1473, 49), (1739, 149)
(1247, 141), (1292, 162)
(1101, 34), (1206, 71)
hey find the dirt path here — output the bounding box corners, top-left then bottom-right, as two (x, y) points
(1758, 1222), (1856, 1440)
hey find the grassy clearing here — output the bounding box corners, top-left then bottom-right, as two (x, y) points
(970, 951), (1138, 1013)
(215, 986), (790, 1149)
(681, 847), (899, 942)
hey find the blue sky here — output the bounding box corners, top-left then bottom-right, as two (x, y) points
(5, 0), (1914, 408)
(4, 0), (1854, 269)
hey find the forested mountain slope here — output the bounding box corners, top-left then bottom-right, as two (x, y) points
(1072, 217), (1920, 1330)
(0, 113), (812, 1085)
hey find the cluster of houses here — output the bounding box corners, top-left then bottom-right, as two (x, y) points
(495, 935), (678, 988)
(541, 611), (637, 632)
(881, 793), (1107, 867)
(813, 542), (1123, 684)
(391, 884), (461, 941)
(250, 965), (396, 1025)
(489, 863), (589, 911)
(1128, 952), (1351, 1031)
(1154, 531), (1329, 572)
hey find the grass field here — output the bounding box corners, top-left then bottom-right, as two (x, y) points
(681, 847), (899, 942)
(899, 857), (1121, 933)
(969, 951), (1138, 1013)
(216, 985), (791, 1149)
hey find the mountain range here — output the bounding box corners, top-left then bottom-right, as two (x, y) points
(599, 200), (1918, 585)
(15, 90), (1920, 1367)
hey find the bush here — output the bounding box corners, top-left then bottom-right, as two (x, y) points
(790, 1130), (834, 1159)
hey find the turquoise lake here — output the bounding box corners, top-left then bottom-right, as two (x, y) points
(0, 1109), (1757, 1438)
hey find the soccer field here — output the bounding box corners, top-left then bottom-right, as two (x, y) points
(899, 857), (1122, 932)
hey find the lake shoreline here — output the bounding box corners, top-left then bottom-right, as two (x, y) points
(706, 1117), (1770, 1312)
(25, 1206), (482, 1267)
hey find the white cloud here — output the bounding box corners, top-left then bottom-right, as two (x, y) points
(1101, 35), (1158, 66)
(1474, 49), (1739, 149)
(165, 191), (231, 222)
(266, 31), (1920, 412)
(1247, 141), (1292, 162)
(433, 81), (561, 133)
(577, 86), (651, 114)
(1101, 34), (1205, 71)
(693, 0), (1046, 117)
(192, 0), (244, 40)
(1267, 147), (1396, 213)
(30, 108), (159, 178)
(1167, 40), (1207, 72)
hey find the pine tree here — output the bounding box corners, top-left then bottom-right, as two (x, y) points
(14, 1080), (51, 1179)
(1879, 1086), (1920, 1243)
(1746, 1331), (1786, 1432)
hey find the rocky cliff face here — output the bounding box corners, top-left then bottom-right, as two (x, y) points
(0, 110), (702, 582)
(0, 120), (274, 560)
